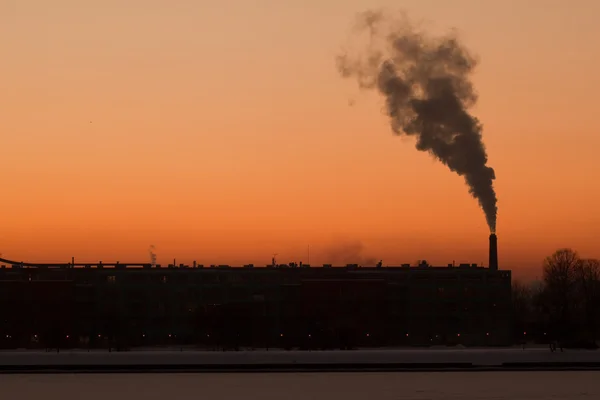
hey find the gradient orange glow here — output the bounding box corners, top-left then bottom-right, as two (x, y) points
(2, 0), (599, 279)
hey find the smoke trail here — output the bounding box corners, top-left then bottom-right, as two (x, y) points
(337, 10), (497, 232)
(320, 240), (377, 266)
(149, 245), (157, 267)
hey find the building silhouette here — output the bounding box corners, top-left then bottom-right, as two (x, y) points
(0, 248), (511, 350)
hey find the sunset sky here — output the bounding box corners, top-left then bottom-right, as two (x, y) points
(2, 0), (599, 278)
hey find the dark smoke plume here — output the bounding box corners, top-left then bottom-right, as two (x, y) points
(337, 10), (497, 232)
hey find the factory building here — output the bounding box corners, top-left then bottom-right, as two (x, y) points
(0, 235), (510, 349)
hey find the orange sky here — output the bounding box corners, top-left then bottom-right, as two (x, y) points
(1, 0), (599, 279)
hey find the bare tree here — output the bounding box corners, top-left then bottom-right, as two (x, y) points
(575, 258), (600, 284)
(512, 280), (534, 340)
(542, 249), (581, 342)
(574, 258), (600, 342)
(509, 250), (599, 347)
(543, 248), (579, 288)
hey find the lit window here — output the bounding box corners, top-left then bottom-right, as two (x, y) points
(107, 275), (116, 283)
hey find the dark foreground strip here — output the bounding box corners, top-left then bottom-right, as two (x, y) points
(1, 363), (600, 374)
(1, 363), (472, 374)
(502, 362), (600, 369)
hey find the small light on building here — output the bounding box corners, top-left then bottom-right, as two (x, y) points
(366, 333), (370, 337)
(457, 333), (461, 337)
(280, 333), (284, 337)
(66, 335), (69, 339)
(486, 332), (490, 336)
(98, 334), (102, 338)
(523, 331), (527, 335)
(308, 334), (312, 338)
(544, 332), (547, 336)
(405, 333), (409, 337)
(168, 334), (172, 338)
(207, 334), (210, 337)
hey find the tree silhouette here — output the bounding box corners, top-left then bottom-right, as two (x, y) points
(542, 248), (580, 342)
(574, 258), (600, 342)
(512, 280), (534, 340)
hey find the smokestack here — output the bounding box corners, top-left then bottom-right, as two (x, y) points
(489, 233), (498, 270)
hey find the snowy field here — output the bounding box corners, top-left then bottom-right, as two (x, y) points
(3, 372), (600, 400)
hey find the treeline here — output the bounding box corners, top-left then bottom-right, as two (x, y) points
(512, 249), (600, 348)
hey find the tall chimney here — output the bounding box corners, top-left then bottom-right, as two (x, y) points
(489, 233), (498, 270)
